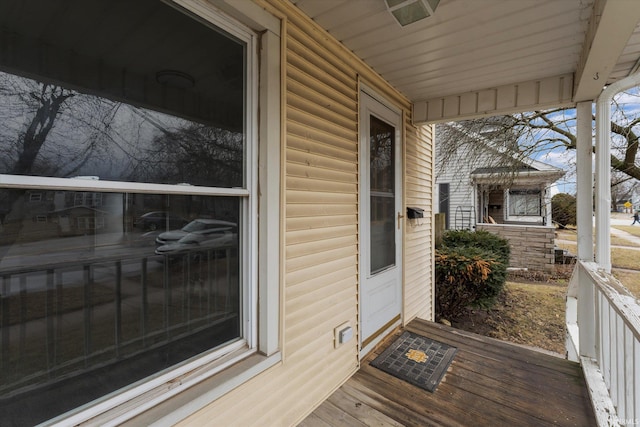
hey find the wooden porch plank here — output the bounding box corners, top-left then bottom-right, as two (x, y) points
(303, 400), (368, 427)
(342, 377), (460, 426)
(300, 319), (597, 427)
(326, 388), (404, 427)
(357, 364), (558, 427)
(297, 413), (333, 427)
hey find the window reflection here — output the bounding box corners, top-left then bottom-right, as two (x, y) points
(0, 0), (249, 422)
(0, 73), (244, 187)
(0, 190), (240, 421)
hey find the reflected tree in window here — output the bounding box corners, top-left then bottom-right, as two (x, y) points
(142, 124), (243, 188)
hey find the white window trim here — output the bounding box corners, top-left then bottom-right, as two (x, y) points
(0, 2), (282, 425)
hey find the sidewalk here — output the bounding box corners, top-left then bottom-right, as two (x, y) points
(610, 227), (640, 249)
(610, 212), (640, 249)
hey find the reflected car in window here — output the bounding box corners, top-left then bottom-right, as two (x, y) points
(133, 211), (188, 231)
(155, 218), (237, 245)
(155, 229), (237, 255)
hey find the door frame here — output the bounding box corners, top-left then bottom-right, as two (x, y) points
(358, 85), (403, 358)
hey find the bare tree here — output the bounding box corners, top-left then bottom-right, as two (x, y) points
(436, 118), (535, 188)
(437, 89), (640, 184)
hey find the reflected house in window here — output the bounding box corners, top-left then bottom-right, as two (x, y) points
(435, 123), (565, 271)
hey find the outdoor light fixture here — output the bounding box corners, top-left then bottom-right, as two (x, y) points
(385, 0), (440, 27)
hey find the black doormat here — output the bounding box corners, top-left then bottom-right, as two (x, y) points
(371, 331), (457, 392)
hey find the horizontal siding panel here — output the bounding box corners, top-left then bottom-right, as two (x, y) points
(286, 310), (354, 358)
(287, 203), (357, 217)
(287, 150), (357, 175)
(286, 235), (356, 259)
(288, 106), (357, 142)
(407, 149), (433, 162)
(405, 181), (432, 192)
(286, 175), (357, 193)
(287, 224), (355, 245)
(406, 151), (433, 165)
(286, 29), (356, 90)
(287, 189), (357, 205)
(287, 43), (356, 100)
(287, 65), (357, 118)
(286, 23), (356, 84)
(287, 264), (356, 303)
(287, 163), (357, 184)
(286, 264), (356, 300)
(286, 290), (354, 336)
(405, 233), (430, 247)
(286, 283), (354, 334)
(287, 83), (356, 130)
(287, 139), (356, 168)
(287, 120), (357, 154)
(287, 276), (355, 313)
(286, 246), (357, 273)
(286, 214), (356, 231)
(405, 239), (431, 252)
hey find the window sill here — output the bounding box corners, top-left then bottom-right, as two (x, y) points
(48, 348), (282, 426)
(143, 350), (282, 426)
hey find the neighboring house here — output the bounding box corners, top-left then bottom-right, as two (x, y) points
(435, 124), (565, 271)
(0, 0), (638, 426)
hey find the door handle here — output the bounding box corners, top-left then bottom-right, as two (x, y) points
(397, 212), (404, 229)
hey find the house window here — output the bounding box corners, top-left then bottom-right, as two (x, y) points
(73, 192), (103, 207)
(508, 190), (541, 216)
(0, 0), (280, 424)
(29, 192), (42, 202)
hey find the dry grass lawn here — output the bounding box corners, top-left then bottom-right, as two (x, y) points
(456, 221), (640, 355)
(453, 281), (566, 354)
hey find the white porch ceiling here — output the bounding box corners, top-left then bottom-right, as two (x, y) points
(291, 0), (640, 123)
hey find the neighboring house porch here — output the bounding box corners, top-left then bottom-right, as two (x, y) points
(435, 124), (565, 271)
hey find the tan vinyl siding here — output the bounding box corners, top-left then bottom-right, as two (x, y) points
(404, 123), (434, 322)
(177, 0), (433, 425)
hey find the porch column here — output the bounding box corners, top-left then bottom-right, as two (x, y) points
(595, 93), (611, 271)
(595, 72), (640, 272)
(576, 101), (593, 262)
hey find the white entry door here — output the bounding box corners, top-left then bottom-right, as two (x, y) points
(360, 89), (402, 355)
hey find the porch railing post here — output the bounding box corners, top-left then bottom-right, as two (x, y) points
(577, 262), (597, 359)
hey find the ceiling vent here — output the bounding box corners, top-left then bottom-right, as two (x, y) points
(385, 0), (440, 27)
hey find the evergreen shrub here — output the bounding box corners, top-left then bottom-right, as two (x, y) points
(435, 229), (509, 320)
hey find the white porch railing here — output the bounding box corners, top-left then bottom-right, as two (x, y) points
(566, 260), (640, 426)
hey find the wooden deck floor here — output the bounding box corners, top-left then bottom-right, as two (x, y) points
(300, 319), (596, 427)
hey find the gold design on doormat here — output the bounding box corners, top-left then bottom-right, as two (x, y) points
(406, 349), (428, 363)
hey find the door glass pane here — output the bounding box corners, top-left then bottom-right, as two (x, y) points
(369, 115), (395, 274)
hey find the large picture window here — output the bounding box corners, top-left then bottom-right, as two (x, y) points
(508, 190), (542, 216)
(0, 0), (256, 424)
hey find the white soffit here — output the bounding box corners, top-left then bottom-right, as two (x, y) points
(292, 0), (640, 123)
